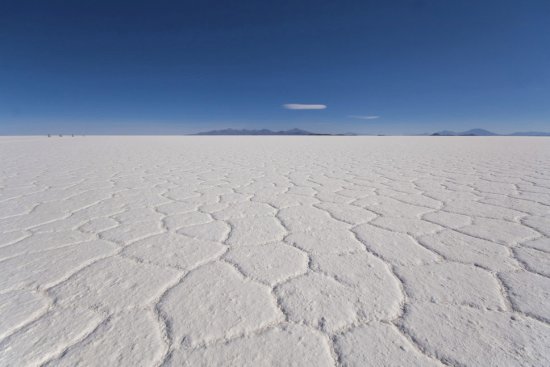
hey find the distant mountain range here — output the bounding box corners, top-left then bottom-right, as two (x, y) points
(431, 128), (550, 136)
(194, 127), (549, 136)
(431, 128), (497, 136)
(195, 128), (356, 136)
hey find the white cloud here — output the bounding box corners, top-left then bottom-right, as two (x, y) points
(348, 115), (380, 120)
(283, 104), (327, 110)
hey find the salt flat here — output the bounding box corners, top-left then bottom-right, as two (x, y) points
(0, 136), (549, 366)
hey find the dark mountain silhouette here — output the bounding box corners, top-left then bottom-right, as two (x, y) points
(431, 128), (498, 136)
(195, 128), (329, 135)
(194, 127), (549, 136)
(431, 128), (550, 136)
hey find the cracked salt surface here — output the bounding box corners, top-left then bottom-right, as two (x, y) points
(0, 136), (549, 366)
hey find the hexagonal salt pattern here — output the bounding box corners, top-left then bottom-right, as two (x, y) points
(0, 136), (549, 366)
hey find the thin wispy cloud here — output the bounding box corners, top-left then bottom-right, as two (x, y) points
(283, 104), (327, 110)
(348, 115), (380, 120)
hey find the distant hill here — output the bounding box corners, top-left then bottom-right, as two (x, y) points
(431, 128), (550, 136)
(195, 128), (330, 135)
(194, 127), (549, 136)
(431, 128), (498, 136)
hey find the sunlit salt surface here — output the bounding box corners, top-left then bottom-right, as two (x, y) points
(0, 136), (549, 366)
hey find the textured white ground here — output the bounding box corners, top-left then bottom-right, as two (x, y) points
(0, 136), (549, 367)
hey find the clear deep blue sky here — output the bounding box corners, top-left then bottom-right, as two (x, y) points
(1, 0), (549, 135)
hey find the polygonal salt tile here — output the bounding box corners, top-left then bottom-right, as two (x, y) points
(471, 180), (517, 195)
(335, 323), (442, 367)
(79, 217), (119, 233)
(286, 229), (364, 254)
(162, 189), (200, 202)
(396, 263), (505, 309)
(0, 240), (118, 291)
(69, 198), (127, 221)
(314, 202), (377, 225)
(225, 243), (308, 285)
(123, 233), (224, 270)
(237, 186), (283, 198)
(0, 203), (76, 233)
(286, 186), (317, 196)
(219, 192), (253, 204)
(370, 216), (443, 236)
(427, 189), (477, 204)
(0, 230), (95, 261)
(422, 211), (472, 229)
(337, 188), (375, 199)
(258, 193), (318, 209)
(418, 229), (519, 271)
(315, 191), (356, 204)
(114, 190), (169, 209)
(278, 206), (338, 232)
(163, 211), (211, 231)
(199, 202), (229, 214)
(27, 214), (110, 234)
(27, 216), (88, 235)
(276, 272), (357, 333)
(353, 224), (439, 266)
(177, 221), (230, 242)
(523, 237), (550, 253)
(196, 186), (233, 196)
(460, 218), (540, 246)
(515, 182), (550, 196)
(159, 262), (282, 346)
(46, 310), (165, 367)
(49, 256), (180, 312)
(444, 200), (524, 221)
(0, 230), (29, 248)
(0, 197), (36, 218)
(99, 221), (163, 245)
(313, 252), (403, 320)
(515, 247), (550, 276)
(0, 290), (49, 339)
(212, 202), (276, 220)
(113, 208), (163, 224)
(401, 303), (550, 367)
(226, 216), (286, 246)
(377, 190), (443, 209)
(353, 196), (433, 218)
(523, 216), (550, 236)
(481, 196), (550, 216)
(500, 271), (550, 322)
(168, 323), (333, 367)
(156, 201), (199, 215)
(0, 307), (102, 367)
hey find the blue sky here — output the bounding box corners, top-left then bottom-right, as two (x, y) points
(1, 0), (549, 135)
